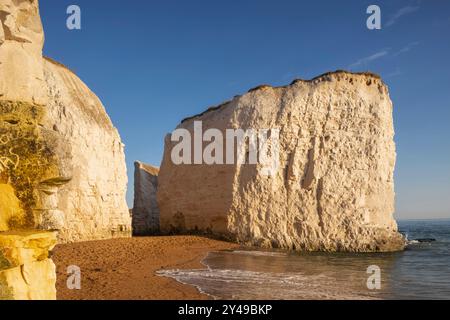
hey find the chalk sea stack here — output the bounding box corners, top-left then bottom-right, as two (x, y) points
(132, 161), (160, 235)
(158, 71), (405, 252)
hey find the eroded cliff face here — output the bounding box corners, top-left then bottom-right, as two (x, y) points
(0, 231), (57, 300)
(0, 0), (131, 243)
(132, 161), (159, 235)
(0, 0), (130, 299)
(158, 71), (405, 252)
(43, 58), (131, 242)
(0, 0), (47, 105)
(0, 0), (58, 300)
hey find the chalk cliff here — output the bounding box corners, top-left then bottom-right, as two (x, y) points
(0, 0), (47, 105)
(132, 161), (160, 235)
(0, 0), (131, 242)
(158, 71), (405, 252)
(0, 231), (57, 300)
(43, 58), (131, 242)
(1, 0), (130, 299)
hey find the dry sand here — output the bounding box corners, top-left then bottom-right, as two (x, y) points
(52, 236), (237, 300)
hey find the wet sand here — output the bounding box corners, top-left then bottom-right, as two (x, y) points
(52, 236), (237, 300)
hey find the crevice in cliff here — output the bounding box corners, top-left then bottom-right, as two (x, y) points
(301, 146), (315, 190)
(316, 178), (325, 237)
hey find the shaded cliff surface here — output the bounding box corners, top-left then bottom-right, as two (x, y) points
(132, 161), (159, 235)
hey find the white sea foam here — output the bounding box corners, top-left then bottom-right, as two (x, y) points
(158, 220), (450, 300)
(228, 250), (288, 257)
(157, 268), (375, 300)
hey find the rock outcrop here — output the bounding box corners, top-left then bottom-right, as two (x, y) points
(0, 0), (131, 243)
(132, 161), (160, 235)
(1, 0), (130, 299)
(43, 57), (131, 242)
(0, 231), (57, 300)
(0, 0), (47, 105)
(158, 71), (405, 252)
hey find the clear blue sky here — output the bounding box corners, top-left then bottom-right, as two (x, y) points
(40, 0), (450, 219)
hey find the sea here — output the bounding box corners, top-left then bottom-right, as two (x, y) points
(157, 219), (450, 300)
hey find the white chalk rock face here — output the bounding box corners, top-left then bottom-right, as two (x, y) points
(0, 0), (47, 105)
(132, 161), (159, 235)
(158, 71), (405, 252)
(0, 0), (131, 243)
(43, 58), (131, 242)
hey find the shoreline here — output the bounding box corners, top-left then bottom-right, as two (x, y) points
(52, 236), (238, 300)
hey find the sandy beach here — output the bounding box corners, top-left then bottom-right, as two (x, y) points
(52, 236), (237, 300)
